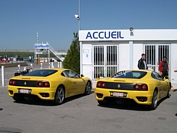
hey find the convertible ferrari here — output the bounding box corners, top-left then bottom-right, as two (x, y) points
(95, 70), (171, 110)
(8, 68), (92, 104)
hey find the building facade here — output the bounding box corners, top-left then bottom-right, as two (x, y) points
(79, 29), (177, 84)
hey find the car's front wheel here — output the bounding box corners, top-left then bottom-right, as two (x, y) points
(54, 86), (65, 105)
(84, 81), (92, 95)
(150, 90), (158, 110)
(166, 85), (171, 98)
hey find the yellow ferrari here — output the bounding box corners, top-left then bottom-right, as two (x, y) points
(8, 68), (92, 104)
(95, 70), (171, 110)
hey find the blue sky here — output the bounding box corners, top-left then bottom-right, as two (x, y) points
(0, 0), (177, 50)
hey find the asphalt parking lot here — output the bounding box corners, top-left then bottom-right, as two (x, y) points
(0, 63), (177, 133)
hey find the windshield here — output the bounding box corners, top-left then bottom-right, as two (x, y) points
(25, 69), (58, 77)
(112, 71), (147, 79)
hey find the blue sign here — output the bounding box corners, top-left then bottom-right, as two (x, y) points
(86, 31), (124, 39)
(34, 43), (49, 49)
(86, 54), (88, 58)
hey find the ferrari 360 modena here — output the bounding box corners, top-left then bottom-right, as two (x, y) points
(8, 68), (92, 105)
(95, 70), (171, 110)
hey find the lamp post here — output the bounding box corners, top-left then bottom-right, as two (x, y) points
(74, 0), (80, 31)
(74, 0), (82, 74)
(129, 27), (134, 69)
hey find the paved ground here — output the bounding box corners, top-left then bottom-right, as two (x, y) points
(0, 62), (177, 133)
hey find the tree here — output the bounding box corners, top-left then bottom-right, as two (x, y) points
(63, 32), (80, 74)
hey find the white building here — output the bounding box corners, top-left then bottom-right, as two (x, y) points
(79, 29), (177, 84)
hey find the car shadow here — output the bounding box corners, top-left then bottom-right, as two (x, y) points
(97, 97), (168, 111)
(13, 90), (94, 106)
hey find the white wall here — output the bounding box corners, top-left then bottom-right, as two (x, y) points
(170, 44), (177, 83)
(82, 41), (177, 82)
(79, 29), (177, 41)
(82, 44), (92, 79)
(133, 43), (144, 69)
(118, 44), (130, 70)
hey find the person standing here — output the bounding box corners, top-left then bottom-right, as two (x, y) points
(158, 56), (169, 78)
(137, 53), (148, 70)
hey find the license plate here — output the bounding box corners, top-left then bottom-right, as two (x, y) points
(18, 89), (30, 94)
(111, 92), (126, 97)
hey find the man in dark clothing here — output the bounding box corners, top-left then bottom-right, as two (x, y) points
(158, 56), (169, 78)
(137, 53), (148, 70)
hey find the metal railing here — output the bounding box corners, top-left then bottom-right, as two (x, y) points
(49, 45), (61, 61)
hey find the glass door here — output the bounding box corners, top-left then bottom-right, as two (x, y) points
(93, 45), (118, 79)
(144, 44), (170, 72)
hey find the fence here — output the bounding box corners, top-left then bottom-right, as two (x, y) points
(1, 62), (63, 86)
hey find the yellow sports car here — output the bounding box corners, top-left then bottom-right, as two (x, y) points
(8, 68), (92, 104)
(95, 70), (171, 110)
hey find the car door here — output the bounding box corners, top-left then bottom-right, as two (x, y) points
(154, 72), (168, 98)
(152, 72), (163, 98)
(61, 70), (76, 97)
(157, 73), (169, 97)
(67, 70), (86, 95)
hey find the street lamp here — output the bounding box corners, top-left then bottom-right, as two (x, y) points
(74, 0), (82, 75)
(74, 14), (80, 31)
(74, 0), (80, 30)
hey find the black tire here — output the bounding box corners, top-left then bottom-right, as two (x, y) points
(84, 81), (92, 95)
(13, 95), (25, 102)
(54, 86), (65, 105)
(150, 90), (158, 110)
(166, 85), (171, 98)
(98, 100), (108, 106)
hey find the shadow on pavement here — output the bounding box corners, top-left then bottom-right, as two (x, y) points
(97, 97), (168, 111)
(13, 91), (94, 106)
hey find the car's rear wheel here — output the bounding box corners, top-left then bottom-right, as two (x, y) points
(54, 86), (65, 105)
(166, 85), (171, 98)
(13, 95), (25, 102)
(97, 100), (108, 106)
(150, 90), (158, 110)
(84, 81), (92, 95)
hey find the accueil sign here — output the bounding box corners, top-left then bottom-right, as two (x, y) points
(85, 31), (124, 39)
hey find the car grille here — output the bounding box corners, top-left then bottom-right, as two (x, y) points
(98, 82), (135, 90)
(11, 80), (38, 87)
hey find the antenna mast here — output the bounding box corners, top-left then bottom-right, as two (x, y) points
(36, 31), (38, 43)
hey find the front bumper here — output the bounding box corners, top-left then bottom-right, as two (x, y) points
(95, 88), (153, 105)
(8, 86), (56, 100)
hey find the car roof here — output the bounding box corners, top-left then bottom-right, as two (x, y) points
(36, 68), (70, 72)
(120, 69), (153, 73)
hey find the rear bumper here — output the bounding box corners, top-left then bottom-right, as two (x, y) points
(8, 86), (56, 100)
(95, 88), (153, 105)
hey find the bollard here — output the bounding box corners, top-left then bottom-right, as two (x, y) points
(59, 62), (62, 68)
(51, 62), (54, 68)
(40, 63), (43, 69)
(18, 64), (20, 72)
(30, 63), (33, 71)
(58, 62), (59, 68)
(1, 66), (5, 86)
(49, 62), (50, 68)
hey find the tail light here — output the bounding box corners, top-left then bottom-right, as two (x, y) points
(37, 81), (50, 87)
(141, 84), (148, 90)
(97, 82), (106, 88)
(134, 84), (148, 91)
(9, 80), (16, 85)
(134, 84), (141, 90)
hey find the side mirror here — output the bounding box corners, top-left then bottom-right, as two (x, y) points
(163, 76), (169, 80)
(14, 72), (20, 76)
(80, 74), (84, 77)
